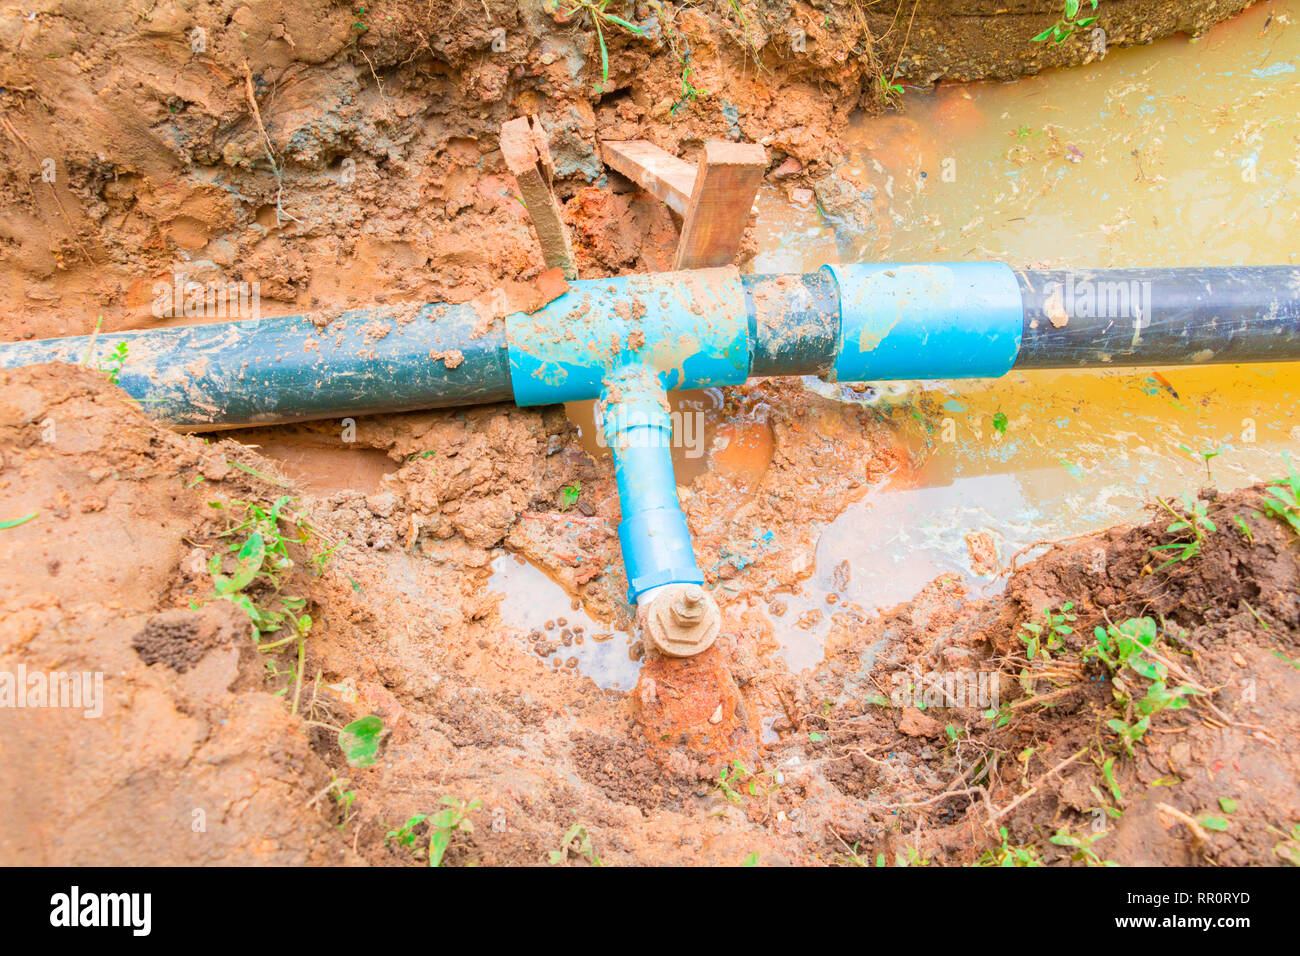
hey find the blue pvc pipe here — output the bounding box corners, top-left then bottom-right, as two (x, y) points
(600, 366), (703, 603)
(825, 262), (1024, 381)
(0, 301), (511, 428)
(506, 266), (750, 405)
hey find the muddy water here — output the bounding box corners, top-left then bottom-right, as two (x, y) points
(498, 1), (1300, 682)
(752, 0), (1300, 670)
(490, 554), (638, 690)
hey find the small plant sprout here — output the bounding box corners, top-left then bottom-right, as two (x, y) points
(1269, 822), (1300, 866)
(1032, 0), (1099, 45)
(1178, 442), (1222, 484)
(1232, 514), (1254, 543)
(546, 1), (645, 94)
(103, 341), (128, 385)
(716, 760), (748, 803)
(561, 481), (581, 510)
(1149, 493), (1216, 569)
(1018, 602), (1076, 662)
(1086, 617), (1203, 755)
(1049, 827), (1117, 866)
(878, 72), (904, 105)
(550, 823), (602, 866)
(976, 827), (1044, 867)
(1261, 452), (1300, 538)
(386, 796), (481, 866)
(426, 796), (481, 866)
(386, 813), (428, 848)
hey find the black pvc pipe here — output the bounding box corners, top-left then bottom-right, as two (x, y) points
(1014, 267), (1300, 369)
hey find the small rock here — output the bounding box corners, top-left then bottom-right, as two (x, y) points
(771, 156), (802, 178)
(366, 490), (397, 517)
(897, 706), (942, 738)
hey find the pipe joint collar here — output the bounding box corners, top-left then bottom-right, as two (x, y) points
(598, 364), (671, 447)
(823, 262), (1024, 382)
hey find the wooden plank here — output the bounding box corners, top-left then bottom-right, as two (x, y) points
(673, 141), (767, 271)
(501, 115), (577, 280)
(601, 140), (697, 217)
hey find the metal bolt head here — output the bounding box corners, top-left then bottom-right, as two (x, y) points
(670, 585), (705, 625)
(643, 583), (720, 658)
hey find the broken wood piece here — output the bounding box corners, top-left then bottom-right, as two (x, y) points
(601, 140), (697, 217)
(673, 141), (767, 271)
(500, 115), (577, 280)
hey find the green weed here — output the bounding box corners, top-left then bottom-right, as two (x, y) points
(1049, 827), (1117, 866)
(103, 341), (128, 385)
(1178, 442), (1222, 485)
(204, 495), (339, 712)
(1086, 617), (1203, 756)
(1268, 822), (1300, 866)
(387, 796), (481, 867)
(560, 481), (581, 510)
(1032, 0), (1099, 45)
(878, 72), (904, 106)
(1261, 452), (1300, 538)
(546, 1), (645, 94)
(975, 827), (1044, 867)
(1018, 602), (1076, 662)
(550, 823), (602, 866)
(1150, 493), (1216, 569)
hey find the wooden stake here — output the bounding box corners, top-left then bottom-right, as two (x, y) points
(673, 141), (766, 271)
(500, 116), (577, 280)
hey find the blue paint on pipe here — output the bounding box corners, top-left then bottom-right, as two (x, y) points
(0, 302), (511, 428)
(824, 262), (1023, 382)
(600, 365), (703, 603)
(505, 267), (750, 406)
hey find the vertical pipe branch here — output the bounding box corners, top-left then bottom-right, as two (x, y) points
(599, 365), (704, 605)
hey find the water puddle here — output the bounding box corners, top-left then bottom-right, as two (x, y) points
(488, 553), (639, 690)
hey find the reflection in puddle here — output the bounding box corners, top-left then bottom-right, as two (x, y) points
(488, 553), (639, 690)
(764, 363), (1300, 671)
